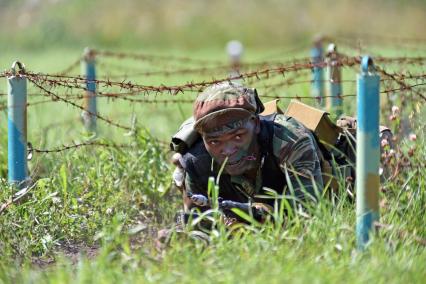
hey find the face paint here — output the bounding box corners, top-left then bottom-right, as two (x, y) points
(223, 133), (259, 175)
(203, 117), (261, 176)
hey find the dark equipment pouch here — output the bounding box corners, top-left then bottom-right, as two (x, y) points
(170, 117), (200, 154)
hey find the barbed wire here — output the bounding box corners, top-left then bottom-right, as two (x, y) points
(23, 82), (425, 155)
(15, 57), (359, 95)
(96, 55), (425, 80)
(0, 48), (424, 158)
(0, 99), (56, 112)
(55, 57), (82, 76)
(335, 32), (426, 45)
(97, 62), (233, 79)
(373, 56), (426, 65)
(31, 141), (134, 153)
(0, 74), (423, 103)
(375, 65), (426, 102)
(2, 55), (425, 97)
(334, 34), (426, 53)
(2, 81), (422, 109)
(261, 82), (426, 100)
(95, 49), (225, 65)
(257, 42), (310, 60)
(1, 71), (423, 108)
(28, 78), (133, 131)
(0, 71), (423, 99)
(30, 136), (170, 154)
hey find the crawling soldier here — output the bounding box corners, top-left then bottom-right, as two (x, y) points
(171, 82), (325, 224)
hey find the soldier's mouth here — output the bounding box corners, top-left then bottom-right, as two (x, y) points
(226, 154), (256, 167)
(227, 159), (241, 166)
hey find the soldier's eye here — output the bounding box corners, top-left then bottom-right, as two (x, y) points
(235, 135), (242, 140)
(209, 140), (219, 146)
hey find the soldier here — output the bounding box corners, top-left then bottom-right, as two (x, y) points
(171, 82), (325, 223)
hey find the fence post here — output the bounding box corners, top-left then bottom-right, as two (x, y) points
(7, 61), (28, 187)
(311, 36), (324, 107)
(81, 47), (97, 132)
(326, 43), (343, 118)
(226, 40), (243, 79)
(356, 56), (380, 250)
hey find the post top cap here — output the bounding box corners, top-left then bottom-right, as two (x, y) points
(361, 56), (375, 73)
(83, 47), (96, 61)
(11, 61), (25, 75)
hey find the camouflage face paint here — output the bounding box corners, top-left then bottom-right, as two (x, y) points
(202, 118), (260, 176)
(224, 135), (259, 175)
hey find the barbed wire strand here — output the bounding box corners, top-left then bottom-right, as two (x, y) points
(28, 78), (133, 131)
(55, 57), (82, 76)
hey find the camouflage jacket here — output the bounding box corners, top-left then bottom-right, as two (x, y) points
(181, 114), (324, 207)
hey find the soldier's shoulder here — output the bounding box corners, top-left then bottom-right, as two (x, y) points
(271, 114), (312, 158)
(181, 140), (211, 175)
(272, 114), (311, 140)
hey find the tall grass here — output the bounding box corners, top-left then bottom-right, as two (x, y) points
(1, 132), (425, 283)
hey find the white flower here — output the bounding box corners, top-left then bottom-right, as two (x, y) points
(391, 105), (400, 116)
(409, 133), (417, 141)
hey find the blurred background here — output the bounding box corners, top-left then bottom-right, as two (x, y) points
(0, 0), (425, 144)
(0, 0), (425, 51)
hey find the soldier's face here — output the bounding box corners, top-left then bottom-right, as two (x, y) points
(202, 118), (260, 176)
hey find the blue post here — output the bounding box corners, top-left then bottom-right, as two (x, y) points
(326, 43), (343, 118)
(311, 36), (324, 107)
(81, 47), (97, 132)
(7, 61), (28, 186)
(356, 56), (380, 250)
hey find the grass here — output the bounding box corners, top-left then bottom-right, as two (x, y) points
(0, 42), (425, 283)
(1, 150), (425, 283)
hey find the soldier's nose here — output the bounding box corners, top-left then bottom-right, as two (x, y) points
(221, 144), (237, 156)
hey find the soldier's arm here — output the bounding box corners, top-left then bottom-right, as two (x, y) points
(183, 169), (212, 211)
(279, 134), (324, 202)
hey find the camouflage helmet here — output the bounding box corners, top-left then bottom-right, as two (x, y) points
(193, 82), (264, 133)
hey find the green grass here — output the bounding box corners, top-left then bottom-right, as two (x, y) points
(1, 144), (425, 283)
(0, 42), (425, 283)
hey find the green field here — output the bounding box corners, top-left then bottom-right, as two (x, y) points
(1, 1), (426, 283)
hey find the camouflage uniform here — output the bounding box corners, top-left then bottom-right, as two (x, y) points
(176, 82), (324, 210)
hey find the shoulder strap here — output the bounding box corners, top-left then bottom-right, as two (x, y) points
(258, 114), (276, 156)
